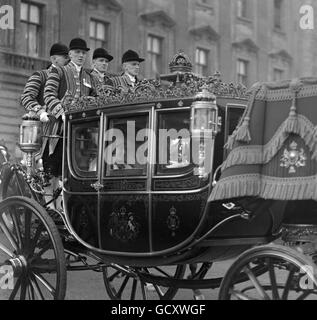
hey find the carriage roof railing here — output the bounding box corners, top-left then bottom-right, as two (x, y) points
(62, 51), (249, 114)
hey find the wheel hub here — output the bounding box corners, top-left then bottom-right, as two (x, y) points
(7, 255), (28, 277)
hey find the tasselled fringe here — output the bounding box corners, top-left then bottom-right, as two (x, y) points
(209, 174), (317, 202)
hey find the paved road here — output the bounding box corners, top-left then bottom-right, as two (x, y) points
(63, 260), (231, 300)
(0, 253), (231, 300)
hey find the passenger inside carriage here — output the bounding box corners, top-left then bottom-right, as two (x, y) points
(105, 115), (148, 176)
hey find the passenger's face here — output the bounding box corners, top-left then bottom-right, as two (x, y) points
(51, 54), (69, 67)
(123, 61), (140, 77)
(93, 57), (109, 73)
(69, 49), (87, 66)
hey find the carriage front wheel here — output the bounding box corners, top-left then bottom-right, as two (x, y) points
(0, 196), (66, 299)
(219, 244), (317, 300)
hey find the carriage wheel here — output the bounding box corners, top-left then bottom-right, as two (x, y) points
(219, 244), (317, 300)
(0, 196), (66, 299)
(103, 264), (186, 300)
(1, 167), (31, 199)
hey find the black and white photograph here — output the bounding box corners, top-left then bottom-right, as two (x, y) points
(0, 0), (317, 306)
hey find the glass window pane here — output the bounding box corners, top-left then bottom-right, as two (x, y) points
(73, 121), (99, 175)
(153, 38), (160, 53)
(30, 5), (40, 24)
(147, 36), (152, 51)
(202, 51), (207, 65)
(105, 115), (149, 177)
(195, 49), (199, 63)
(156, 110), (191, 175)
(20, 22), (28, 54)
(89, 20), (96, 37)
(28, 25), (38, 56)
(20, 2), (28, 21)
(97, 22), (105, 40)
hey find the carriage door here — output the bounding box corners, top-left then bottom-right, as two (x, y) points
(99, 110), (151, 253)
(64, 117), (100, 248)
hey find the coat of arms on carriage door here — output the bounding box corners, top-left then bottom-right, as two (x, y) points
(108, 206), (140, 242)
(280, 141), (307, 174)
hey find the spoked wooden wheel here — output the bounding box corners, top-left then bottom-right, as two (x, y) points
(219, 244), (317, 300)
(103, 264), (186, 300)
(0, 196), (66, 299)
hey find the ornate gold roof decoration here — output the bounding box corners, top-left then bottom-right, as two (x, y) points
(168, 51), (193, 73)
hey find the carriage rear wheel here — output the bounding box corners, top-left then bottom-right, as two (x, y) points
(0, 196), (66, 299)
(219, 244), (317, 300)
(103, 264), (186, 300)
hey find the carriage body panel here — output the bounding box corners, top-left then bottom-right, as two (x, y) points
(60, 88), (280, 259)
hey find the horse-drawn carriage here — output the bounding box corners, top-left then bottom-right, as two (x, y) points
(1, 52), (317, 300)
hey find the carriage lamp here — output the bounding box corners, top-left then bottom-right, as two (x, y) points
(190, 86), (221, 179)
(19, 113), (43, 180)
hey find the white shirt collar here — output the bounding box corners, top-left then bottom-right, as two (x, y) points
(125, 73), (136, 83)
(94, 68), (104, 78)
(70, 61), (82, 73)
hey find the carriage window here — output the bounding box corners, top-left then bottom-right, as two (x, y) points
(105, 114), (149, 177)
(72, 120), (99, 176)
(156, 110), (192, 175)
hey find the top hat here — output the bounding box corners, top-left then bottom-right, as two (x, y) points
(122, 50), (145, 64)
(50, 43), (69, 56)
(93, 48), (113, 61)
(69, 38), (90, 51)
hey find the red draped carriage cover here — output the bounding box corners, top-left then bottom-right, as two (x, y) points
(209, 78), (317, 202)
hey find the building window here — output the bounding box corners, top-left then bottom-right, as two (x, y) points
(273, 68), (284, 81)
(89, 19), (109, 51)
(237, 0), (248, 18)
(237, 59), (248, 86)
(147, 35), (163, 77)
(274, 0), (283, 30)
(20, 2), (42, 57)
(195, 48), (209, 76)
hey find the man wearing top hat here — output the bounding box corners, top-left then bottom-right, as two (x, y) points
(111, 49), (145, 91)
(44, 38), (97, 179)
(91, 48), (115, 87)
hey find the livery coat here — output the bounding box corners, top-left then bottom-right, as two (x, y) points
(44, 62), (97, 154)
(110, 73), (140, 92)
(90, 68), (115, 87)
(21, 67), (52, 114)
(21, 65), (54, 157)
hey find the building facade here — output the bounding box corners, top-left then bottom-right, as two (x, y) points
(0, 0), (316, 158)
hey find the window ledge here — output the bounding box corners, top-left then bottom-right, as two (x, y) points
(195, 2), (214, 13)
(273, 28), (286, 36)
(236, 16), (253, 25)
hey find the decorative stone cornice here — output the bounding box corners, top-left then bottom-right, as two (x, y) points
(269, 49), (293, 63)
(84, 0), (122, 11)
(140, 10), (176, 28)
(232, 38), (259, 53)
(189, 25), (220, 42)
